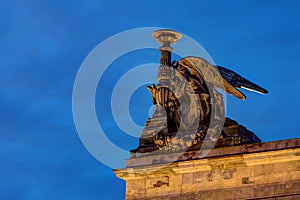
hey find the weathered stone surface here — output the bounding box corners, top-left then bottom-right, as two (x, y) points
(114, 138), (300, 200)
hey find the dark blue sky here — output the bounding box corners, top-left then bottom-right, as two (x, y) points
(1, 1), (300, 199)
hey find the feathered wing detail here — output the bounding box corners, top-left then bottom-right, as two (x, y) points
(217, 66), (268, 94)
(222, 78), (246, 100)
(180, 56), (246, 100)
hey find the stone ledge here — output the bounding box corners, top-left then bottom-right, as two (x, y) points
(115, 148), (300, 180)
(126, 138), (300, 167)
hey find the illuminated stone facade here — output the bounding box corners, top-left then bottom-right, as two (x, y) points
(115, 138), (300, 199)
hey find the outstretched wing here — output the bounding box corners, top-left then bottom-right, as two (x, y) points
(217, 66), (268, 94)
(180, 56), (246, 100)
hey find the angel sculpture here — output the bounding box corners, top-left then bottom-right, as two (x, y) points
(131, 30), (267, 154)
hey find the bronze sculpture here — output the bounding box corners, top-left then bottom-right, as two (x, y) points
(131, 29), (267, 154)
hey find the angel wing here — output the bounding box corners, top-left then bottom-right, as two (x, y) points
(216, 66), (268, 94)
(179, 56), (267, 100)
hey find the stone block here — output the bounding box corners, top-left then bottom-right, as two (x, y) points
(115, 139), (300, 200)
(182, 173), (194, 184)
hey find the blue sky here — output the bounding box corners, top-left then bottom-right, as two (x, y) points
(1, 0), (300, 199)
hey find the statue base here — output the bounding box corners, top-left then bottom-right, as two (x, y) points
(130, 117), (261, 156)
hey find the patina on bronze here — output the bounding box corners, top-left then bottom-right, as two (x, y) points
(131, 29), (267, 154)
